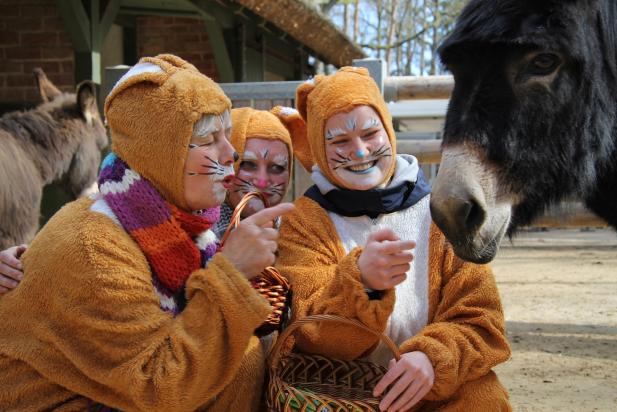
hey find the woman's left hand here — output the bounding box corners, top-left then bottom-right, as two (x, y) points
(373, 351), (435, 411)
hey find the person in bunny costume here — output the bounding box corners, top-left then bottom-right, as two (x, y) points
(0, 54), (293, 411)
(276, 66), (511, 412)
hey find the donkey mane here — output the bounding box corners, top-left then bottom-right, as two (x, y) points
(441, 1), (573, 47)
(441, 0), (617, 82)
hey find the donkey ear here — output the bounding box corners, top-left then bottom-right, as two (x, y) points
(76, 80), (98, 126)
(33, 68), (62, 102)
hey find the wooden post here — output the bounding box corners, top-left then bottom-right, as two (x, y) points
(529, 203), (608, 228)
(203, 18), (235, 82)
(384, 75), (454, 101)
(191, 0), (236, 83)
(55, 0), (120, 85)
(396, 139), (442, 164)
(352, 58), (386, 94)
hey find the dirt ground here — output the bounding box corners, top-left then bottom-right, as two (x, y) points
(491, 228), (617, 411)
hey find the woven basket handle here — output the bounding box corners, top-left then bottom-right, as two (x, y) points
(260, 266), (290, 289)
(220, 191), (269, 247)
(269, 314), (402, 371)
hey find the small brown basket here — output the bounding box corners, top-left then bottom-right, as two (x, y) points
(220, 192), (291, 336)
(267, 314), (401, 412)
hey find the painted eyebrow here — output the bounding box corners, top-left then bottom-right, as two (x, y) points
(242, 150), (258, 161)
(362, 117), (381, 130)
(272, 153), (289, 166)
(326, 127), (347, 140)
(325, 115), (361, 140)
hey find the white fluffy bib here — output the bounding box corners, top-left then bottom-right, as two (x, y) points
(329, 195), (432, 367)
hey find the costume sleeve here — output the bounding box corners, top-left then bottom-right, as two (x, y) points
(21, 216), (272, 411)
(276, 197), (395, 360)
(399, 227), (511, 401)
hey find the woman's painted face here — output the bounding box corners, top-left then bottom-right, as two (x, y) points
(324, 105), (393, 190)
(227, 138), (290, 217)
(184, 110), (236, 211)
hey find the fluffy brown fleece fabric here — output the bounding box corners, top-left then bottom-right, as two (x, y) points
(276, 196), (512, 410)
(0, 54), (271, 411)
(0, 199), (271, 411)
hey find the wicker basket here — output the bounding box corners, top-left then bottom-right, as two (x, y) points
(267, 314), (401, 412)
(220, 192), (291, 336)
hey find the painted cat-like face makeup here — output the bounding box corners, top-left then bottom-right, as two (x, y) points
(227, 138), (290, 217)
(324, 105), (393, 190)
(184, 110), (236, 211)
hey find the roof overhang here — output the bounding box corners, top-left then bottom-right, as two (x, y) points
(234, 0), (366, 66)
(118, 0), (365, 67)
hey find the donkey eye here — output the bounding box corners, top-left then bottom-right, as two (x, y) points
(528, 53), (560, 75)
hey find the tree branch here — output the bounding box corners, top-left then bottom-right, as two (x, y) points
(320, 0), (339, 13)
(360, 28), (426, 51)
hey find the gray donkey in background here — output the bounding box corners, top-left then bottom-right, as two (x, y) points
(0, 69), (108, 248)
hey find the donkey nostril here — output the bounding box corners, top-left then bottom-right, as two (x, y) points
(457, 198), (486, 233)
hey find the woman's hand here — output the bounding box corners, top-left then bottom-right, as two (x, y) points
(221, 203), (294, 279)
(358, 228), (415, 290)
(374, 351), (435, 411)
(0, 244), (28, 294)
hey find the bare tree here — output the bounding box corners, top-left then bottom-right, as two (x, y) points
(376, 0), (382, 59)
(319, 0), (465, 75)
(353, 0), (359, 42)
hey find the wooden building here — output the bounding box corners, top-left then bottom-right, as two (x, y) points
(0, 0), (365, 112)
(0, 0), (364, 223)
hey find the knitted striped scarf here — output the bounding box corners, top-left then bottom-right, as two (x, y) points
(98, 153), (220, 299)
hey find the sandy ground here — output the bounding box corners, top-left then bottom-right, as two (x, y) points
(491, 228), (617, 411)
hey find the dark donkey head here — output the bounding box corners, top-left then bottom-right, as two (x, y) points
(30, 68), (108, 197)
(430, 0), (617, 263)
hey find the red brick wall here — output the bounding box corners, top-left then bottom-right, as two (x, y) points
(136, 16), (219, 81)
(0, 0), (74, 103)
(0, 5), (220, 104)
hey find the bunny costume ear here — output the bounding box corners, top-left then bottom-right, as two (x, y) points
(270, 106), (311, 172)
(295, 76), (321, 123)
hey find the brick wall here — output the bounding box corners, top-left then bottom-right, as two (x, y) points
(0, 5), (220, 105)
(136, 16), (219, 81)
(0, 0), (74, 104)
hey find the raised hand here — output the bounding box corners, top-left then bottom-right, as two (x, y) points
(358, 228), (416, 291)
(221, 203), (294, 279)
